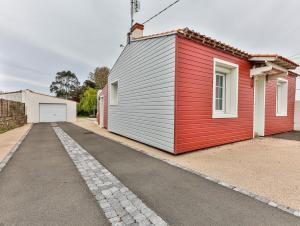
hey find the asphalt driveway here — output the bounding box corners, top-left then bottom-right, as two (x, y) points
(60, 122), (300, 226)
(0, 123), (108, 226)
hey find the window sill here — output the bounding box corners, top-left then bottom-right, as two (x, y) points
(276, 113), (287, 117)
(212, 113), (238, 119)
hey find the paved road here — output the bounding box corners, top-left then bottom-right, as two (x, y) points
(60, 122), (300, 226)
(0, 123), (109, 226)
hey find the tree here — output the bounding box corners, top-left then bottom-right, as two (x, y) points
(78, 87), (97, 116)
(89, 66), (110, 90)
(83, 80), (96, 89)
(50, 71), (80, 100)
(70, 80), (96, 103)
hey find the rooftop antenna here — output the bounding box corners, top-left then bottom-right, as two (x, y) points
(128, 0), (141, 44)
(127, 0), (180, 44)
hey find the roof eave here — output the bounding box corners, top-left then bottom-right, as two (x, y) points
(249, 56), (298, 70)
(177, 28), (250, 59)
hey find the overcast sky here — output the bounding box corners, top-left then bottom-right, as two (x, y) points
(0, 0), (300, 98)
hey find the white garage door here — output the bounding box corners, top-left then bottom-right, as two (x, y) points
(39, 104), (67, 122)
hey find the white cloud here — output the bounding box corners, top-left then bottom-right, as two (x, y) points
(0, 73), (48, 88)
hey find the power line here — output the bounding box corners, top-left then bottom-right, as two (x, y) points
(291, 56), (300, 60)
(290, 53), (300, 58)
(142, 0), (180, 25)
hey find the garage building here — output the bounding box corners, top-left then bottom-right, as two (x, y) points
(0, 89), (76, 123)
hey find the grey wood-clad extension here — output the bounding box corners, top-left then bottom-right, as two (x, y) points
(108, 35), (176, 152)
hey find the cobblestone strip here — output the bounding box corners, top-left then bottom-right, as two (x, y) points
(0, 124), (33, 173)
(53, 126), (167, 226)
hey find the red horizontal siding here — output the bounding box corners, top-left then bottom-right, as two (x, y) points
(174, 35), (253, 154)
(264, 74), (295, 135)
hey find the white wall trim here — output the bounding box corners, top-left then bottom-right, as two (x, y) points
(253, 76), (266, 137)
(294, 100), (300, 131)
(276, 78), (288, 117)
(109, 80), (119, 106)
(212, 58), (239, 119)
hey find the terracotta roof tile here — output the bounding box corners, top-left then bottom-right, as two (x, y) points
(178, 28), (250, 59)
(133, 28), (298, 69)
(133, 28), (250, 59)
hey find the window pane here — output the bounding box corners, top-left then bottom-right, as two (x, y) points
(216, 99), (219, 110)
(215, 73), (225, 111)
(219, 99), (223, 110)
(215, 99), (223, 111)
(219, 87), (223, 98)
(216, 87), (220, 98)
(219, 75), (223, 87)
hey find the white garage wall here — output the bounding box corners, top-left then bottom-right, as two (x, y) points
(108, 35), (176, 153)
(295, 100), (300, 131)
(24, 90), (76, 123)
(0, 91), (23, 102)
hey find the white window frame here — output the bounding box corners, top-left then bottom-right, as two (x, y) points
(276, 78), (288, 116)
(110, 80), (119, 105)
(212, 58), (239, 118)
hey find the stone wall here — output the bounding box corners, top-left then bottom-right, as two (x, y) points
(0, 99), (27, 132)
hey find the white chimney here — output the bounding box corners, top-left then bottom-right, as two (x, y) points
(130, 23), (144, 39)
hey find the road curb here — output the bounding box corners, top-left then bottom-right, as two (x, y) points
(77, 125), (300, 219)
(0, 124), (33, 173)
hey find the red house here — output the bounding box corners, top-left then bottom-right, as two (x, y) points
(99, 23), (299, 154)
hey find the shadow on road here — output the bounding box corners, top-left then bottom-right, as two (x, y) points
(271, 131), (300, 141)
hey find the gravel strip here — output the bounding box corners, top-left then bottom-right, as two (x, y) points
(0, 124), (32, 173)
(53, 126), (167, 226)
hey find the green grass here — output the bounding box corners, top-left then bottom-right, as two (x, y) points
(0, 128), (8, 134)
(0, 125), (22, 134)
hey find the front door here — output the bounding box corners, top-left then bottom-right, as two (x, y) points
(253, 76), (265, 137)
(99, 96), (104, 128)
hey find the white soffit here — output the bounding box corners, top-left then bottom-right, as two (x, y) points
(249, 56), (298, 70)
(250, 61), (289, 78)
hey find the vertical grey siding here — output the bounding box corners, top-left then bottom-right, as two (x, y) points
(108, 35), (176, 153)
